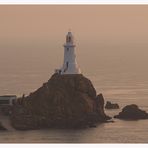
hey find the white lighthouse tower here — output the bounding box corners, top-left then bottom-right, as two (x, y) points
(57, 31), (81, 75)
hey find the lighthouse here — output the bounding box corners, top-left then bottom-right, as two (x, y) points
(55, 32), (81, 75)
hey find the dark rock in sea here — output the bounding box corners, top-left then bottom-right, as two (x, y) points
(11, 73), (110, 130)
(0, 122), (7, 130)
(114, 104), (148, 120)
(105, 101), (119, 109)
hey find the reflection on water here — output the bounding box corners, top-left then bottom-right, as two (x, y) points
(0, 117), (148, 143)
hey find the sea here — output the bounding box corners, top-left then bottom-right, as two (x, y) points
(0, 44), (148, 143)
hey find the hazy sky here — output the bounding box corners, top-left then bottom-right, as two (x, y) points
(0, 5), (148, 72)
(0, 5), (148, 95)
(0, 5), (148, 46)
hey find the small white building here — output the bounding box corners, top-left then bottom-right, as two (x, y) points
(55, 31), (81, 75)
(0, 95), (17, 106)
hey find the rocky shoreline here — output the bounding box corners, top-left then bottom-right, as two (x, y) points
(1, 74), (148, 130)
(10, 74), (111, 130)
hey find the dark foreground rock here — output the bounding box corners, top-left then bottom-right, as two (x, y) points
(105, 101), (119, 109)
(0, 122), (7, 130)
(11, 74), (110, 130)
(114, 104), (148, 120)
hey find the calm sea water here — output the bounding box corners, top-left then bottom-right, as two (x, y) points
(0, 45), (148, 143)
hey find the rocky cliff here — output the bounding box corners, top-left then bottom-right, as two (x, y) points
(11, 73), (110, 130)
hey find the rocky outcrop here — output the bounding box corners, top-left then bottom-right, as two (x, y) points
(105, 101), (119, 109)
(11, 74), (110, 130)
(114, 104), (148, 120)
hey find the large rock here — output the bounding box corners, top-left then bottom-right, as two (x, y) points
(105, 101), (119, 109)
(11, 74), (110, 130)
(114, 104), (148, 120)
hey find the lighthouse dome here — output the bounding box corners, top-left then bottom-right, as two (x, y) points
(66, 31), (74, 44)
(67, 31), (72, 35)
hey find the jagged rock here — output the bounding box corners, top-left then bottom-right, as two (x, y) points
(105, 101), (119, 109)
(95, 94), (110, 118)
(0, 122), (7, 130)
(114, 104), (148, 120)
(11, 73), (110, 130)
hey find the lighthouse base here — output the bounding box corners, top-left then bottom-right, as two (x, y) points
(55, 65), (81, 75)
(61, 68), (81, 75)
